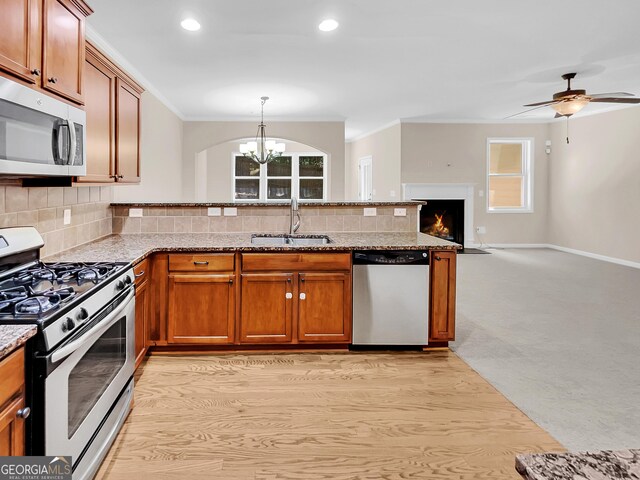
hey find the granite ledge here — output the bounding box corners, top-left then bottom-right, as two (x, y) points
(0, 325), (37, 360)
(111, 201), (425, 208)
(516, 449), (640, 480)
(44, 232), (460, 265)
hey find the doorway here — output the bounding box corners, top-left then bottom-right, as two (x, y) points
(358, 156), (372, 201)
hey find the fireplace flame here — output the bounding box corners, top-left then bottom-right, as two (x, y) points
(427, 213), (450, 238)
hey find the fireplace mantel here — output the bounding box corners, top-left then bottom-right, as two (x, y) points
(402, 183), (475, 247)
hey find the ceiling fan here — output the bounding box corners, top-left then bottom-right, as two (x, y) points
(514, 72), (640, 119)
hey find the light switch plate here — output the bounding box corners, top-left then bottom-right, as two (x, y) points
(223, 207), (238, 217)
(129, 208), (143, 218)
(394, 208), (407, 217)
(476, 226), (487, 234)
(63, 209), (71, 225)
(208, 207), (222, 216)
(363, 208), (377, 217)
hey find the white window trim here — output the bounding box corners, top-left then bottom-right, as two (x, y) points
(232, 151), (328, 203)
(486, 137), (534, 214)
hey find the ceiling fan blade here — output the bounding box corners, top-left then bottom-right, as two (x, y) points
(589, 92), (635, 98)
(505, 103), (558, 119)
(590, 97), (640, 104)
(523, 100), (557, 107)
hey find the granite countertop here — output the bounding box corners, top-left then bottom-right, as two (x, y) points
(0, 325), (37, 360)
(111, 201), (425, 208)
(516, 450), (640, 479)
(44, 232), (459, 264)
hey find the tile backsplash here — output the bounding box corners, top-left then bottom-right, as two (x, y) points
(1, 186), (113, 257)
(112, 205), (418, 234)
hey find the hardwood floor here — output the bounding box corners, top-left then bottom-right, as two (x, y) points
(96, 352), (563, 479)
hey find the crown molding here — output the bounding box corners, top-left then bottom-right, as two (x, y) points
(85, 24), (185, 120)
(347, 119), (402, 143)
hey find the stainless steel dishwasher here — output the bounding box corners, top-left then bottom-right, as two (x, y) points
(352, 250), (430, 346)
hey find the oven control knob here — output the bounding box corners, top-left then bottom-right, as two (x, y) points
(124, 275), (132, 285)
(61, 318), (75, 332)
(115, 280), (125, 290)
(76, 308), (89, 322)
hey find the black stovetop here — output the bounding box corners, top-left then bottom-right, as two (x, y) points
(0, 262), (128, 325)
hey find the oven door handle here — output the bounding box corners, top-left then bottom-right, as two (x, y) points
(51, 289), (135, 365)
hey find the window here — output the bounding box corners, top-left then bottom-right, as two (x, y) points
(233, 152), (327, 202)
(486, 138), (533, 213)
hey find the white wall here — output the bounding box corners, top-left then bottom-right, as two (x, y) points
(182, 121), (345, 201)
(113, 92), (184, 202)
(548, 107), (640, 263)
(347, 123), (402, 201)
(401, 122), (551, 245)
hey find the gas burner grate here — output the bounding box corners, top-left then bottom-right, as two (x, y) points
(0, 286), (29, 312)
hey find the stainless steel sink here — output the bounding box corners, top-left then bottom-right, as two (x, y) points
(251, 234), (332, 246)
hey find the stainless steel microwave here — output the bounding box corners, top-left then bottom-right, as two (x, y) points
(0, 76), (86, 177)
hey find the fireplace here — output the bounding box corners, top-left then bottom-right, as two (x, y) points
(419, 199), (465, 246)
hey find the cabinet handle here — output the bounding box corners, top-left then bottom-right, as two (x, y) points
(285, 292), (293, 299)
(193, 261), (209, 266)
(117, 175), (124, 179)
(287, 278), (291, 283)
(17, 407), (31, 419)
(229, 278), (234, 284)
(31, 68), (41, 76)
(435, 256), (442, 261)
(134, 271), (145, 278)
(299, 293), (306, 300)
(48, 77), (58, 84)
(300, 277), (305, 282)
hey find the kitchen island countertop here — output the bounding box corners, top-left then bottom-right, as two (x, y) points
(0, 325), (37, 360)
(516, 449), (640, 479)
(44, 232), (459, 264)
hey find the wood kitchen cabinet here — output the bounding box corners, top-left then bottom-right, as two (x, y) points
(167, 254), (236, 344)
(429, 250), (457, 342)
(0, 0), (92, 104)
(0, 348), (28, 456)
(240, 273), (294, 343)
(134, 259), (149, 369)
(297, 272), (351, 343)
(239, 253), (352, 345)
(77, 42), (143, 184)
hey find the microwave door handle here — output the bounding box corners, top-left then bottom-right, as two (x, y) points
(68, 119), (77, 166)
(50, 289), (135, 364)
(51, 121), (63, 165)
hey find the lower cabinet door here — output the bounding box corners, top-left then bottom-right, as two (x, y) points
(298, 272), (351, 343)
(134, 279), (148, 368)
(168, 274), (236, 344)
(429, 250), (456, 342)
(0, 396), (26, 456)
(240, 273), (293, 343)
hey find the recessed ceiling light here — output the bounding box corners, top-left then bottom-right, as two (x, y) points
(318, 19), (339, 32)
(181, 18), (201, 32)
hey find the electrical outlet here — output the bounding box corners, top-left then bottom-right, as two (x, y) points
(129, 208), (143, 218)
(394, 208), (407, 217)
(223, 207), (238, 217)
(476, 226), (486, 234)
(389, 190), (396, 197)
(63, 209), (71, 225)
(207, 207), (222, 216)
(363, 208), (377, 217)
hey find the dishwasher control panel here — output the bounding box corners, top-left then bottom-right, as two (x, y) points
(353, 250), (430, 265)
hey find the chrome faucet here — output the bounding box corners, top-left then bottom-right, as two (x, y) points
(289, 196), (301, 234)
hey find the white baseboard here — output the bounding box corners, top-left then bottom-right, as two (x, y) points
(547, 244), (640, 270)
(465, 242), (640, 270)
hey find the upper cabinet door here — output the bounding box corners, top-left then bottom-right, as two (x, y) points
(80, 50), (116, 183)
(42, 0), (86, 103)
(115, 78), (141, 183)
(0, 0), (40, 83)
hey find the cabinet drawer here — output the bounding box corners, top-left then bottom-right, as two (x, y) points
(0, 348), (24, 408)
(133, 258), (149, 285)
(169, 254), (235, 272)
(241, 253), (351, 272)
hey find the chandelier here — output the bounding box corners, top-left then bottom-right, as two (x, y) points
(239, 96), (285, 164)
